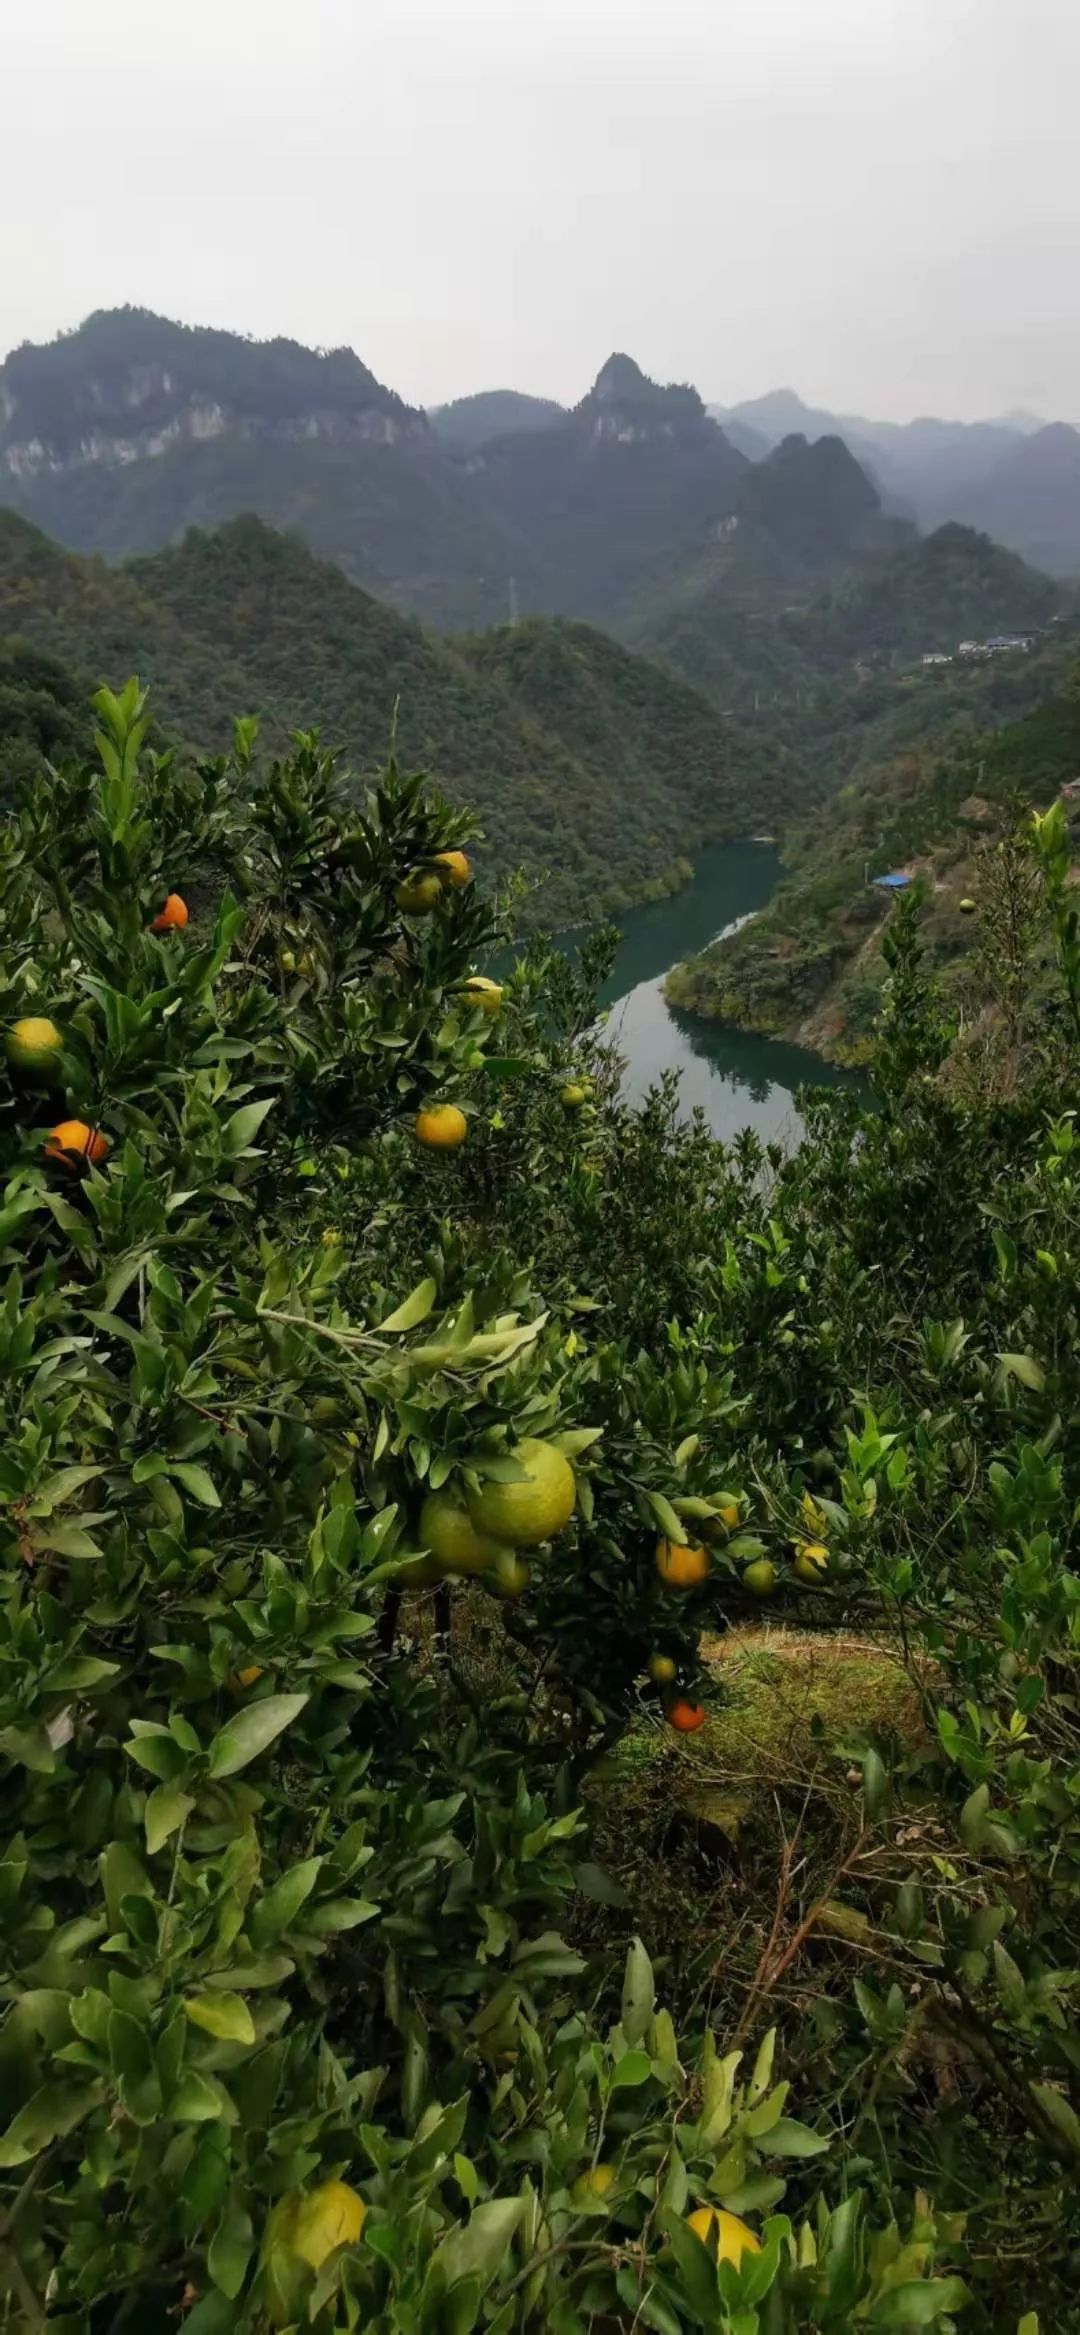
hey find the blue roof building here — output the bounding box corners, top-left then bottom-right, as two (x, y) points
(872, 871), (913, 891)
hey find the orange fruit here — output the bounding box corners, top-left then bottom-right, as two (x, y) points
(232, 1664), (264, 1690)
(44, 1120), (109, 1171)
(667, 1700), (706, 1734)
(793, 1540), (829, 1584)
(686, 2205), (761, 2265)
(395, 873), (443, 915)
(654, 1539), (709, 1590)
(420, 1489), (502, 1578)
(6, 1016), (64, 1082)
(289, 2181), (366, 2268)
(458, 975), (503, 1016)
(571, 2163), (617, 2205)
(466, 1439), (576, 1549)
(435, 850), (471, 887)
(151, 893), (189, 933)
(648, 1653), (677, 1684)
(414, 1103), (467, 1149)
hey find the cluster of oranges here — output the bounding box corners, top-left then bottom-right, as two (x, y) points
(395, 848), (508, 1155)
(6, 892), (188, 1173)
(409, 1439), (577, 1602)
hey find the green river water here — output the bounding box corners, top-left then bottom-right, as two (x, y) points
(566, 840), (855, 1145)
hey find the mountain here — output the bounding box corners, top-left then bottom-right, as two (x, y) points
(0, 509), (795, 921)
(429, 391), (566, 448)
(716, 388), (1042, 527)
(787, 522), (1062, 664)
(946, 424), (1080, 578)
(0, 309), (525, 632)
(461, 353), (748, 626)
(665, 644), (1080, 1062)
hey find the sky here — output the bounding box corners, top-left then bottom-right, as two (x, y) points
(3, 0), (1079, 423)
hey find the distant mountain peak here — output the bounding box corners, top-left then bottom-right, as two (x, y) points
(576, 354), (710, 443)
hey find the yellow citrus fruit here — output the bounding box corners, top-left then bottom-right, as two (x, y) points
(151, 893), (189, 932)
(280, 948), (297, 973)
(289, 2181), (366, 2269)
(420, 1489), (503, 1578)
(686, 2205), (761, 2266)
(561, 1083), (587, 1109)
(435, 849), (471, 887)
(6, 1016), (63, 1081)
(396, 873), (443, 915)
(229, 1664), (264, 1691)
(648, 1653), (677, 1684)
(488, 1548), (530, 1598)
(959, 897), (977, 913)
(794, 1540), (829, 1584)
(743, 1559), (777, 1598)
(459, 975), (503, 1016)
(414, 1104), (467, 1149)
(571, 2162), (617, 2205)
(467, 1438), (576, 1549)
(654, 1540), (709, 1590)
(44, 1119), (109, 1171)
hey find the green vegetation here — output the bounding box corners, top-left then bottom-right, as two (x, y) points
(667, 658), (1080, 1060)
(429, 390), (567, 448)
(0, 510), (794, 927)
(4, 671), (1080, 2325)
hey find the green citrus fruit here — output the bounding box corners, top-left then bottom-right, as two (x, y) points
(419, 1488), (502, 1577)
(743, 1559), (777, 1597)
(561, 1083), (587, 1109)
(466, 1438), (576, 1548)
(794, 1540), (829, 1584)
(648, 1653), (677, 1684)
(458, 975), (503, 1015)
(571, 2163), (617, 2206)
(396, 873), (443, 915)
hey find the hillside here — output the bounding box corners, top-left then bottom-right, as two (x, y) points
(429, 390), (566, 447)
(665, 654), (1080, 1060)
(947, 424), (1080, 578)
(0, 510), (791, 923)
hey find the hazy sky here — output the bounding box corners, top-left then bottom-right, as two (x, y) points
(3, 0), (1078, 422)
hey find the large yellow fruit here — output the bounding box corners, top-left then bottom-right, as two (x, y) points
(654, 1540), (709, 1591)
(458, 975), (503, 1016)
(396, 873), (443, 916)
(414, 1104), (467, 1149)
(466, 1438), (576, 1549)
(6, 1016), (63, 1082)
(420, 1489), (502, 1577)
(290, 2181), (367, 2269)
(435, 849), (471, 887)
(686, 2205), (761, 2266)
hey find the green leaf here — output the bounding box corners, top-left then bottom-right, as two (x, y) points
(222, 1098), (275, 1157)
(184, 1992), (256, 2046)
(250, 1857), (322, 1945)
(621, 1937), (655, 2047)
(762, 2117), (830, 2159)
(169, 1462), (221, 1508)
(0, 2079), (103, 2167)
(170, 2069), (231, 2122)
(645, 1489), (687, 1544)
(1031, 2080), (1080, 2153)
(863, 1748), (888, 1821)
(429, 2198), (524, 2293)
(998, 1351), (1046, 1392)
(377, 1276), (437, 1332)
(208, 1693), (308, 1779)
(145, 1783), (195, 1855)
(870, 2279), (972, 2325)
(573, 1860), (630, 1909)
(208, 2199), (254, 2298)
(612, 2049), (652, 2088)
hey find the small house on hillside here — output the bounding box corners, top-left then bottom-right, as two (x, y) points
(872, 870), (914, 892)
(921, 652), (953, 666)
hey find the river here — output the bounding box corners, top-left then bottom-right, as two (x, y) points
(565, 839), (855, 1145)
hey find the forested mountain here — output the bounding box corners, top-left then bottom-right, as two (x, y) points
(666, 647), (1080, 1060)
(716, 387), (1080, 573)
(0, 509), (796, 920)
(429, 390), (566, 447)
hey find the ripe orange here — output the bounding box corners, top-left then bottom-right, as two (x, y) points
(654, 1539), (709, 1590)
(435, 849), (471, 887)
(667, 1700), (706, 1733)
(414, 1103), (467, 1149)
(395, 873), (443, 915)
(6, 1016), (64, 1082)
(648, 1653), (677, 1685)
(229, 1664), (264, 1691)
(686, 2205), (761, 2265)
(44, 1120), (109, 1171)
(151, 893), (189, 933)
